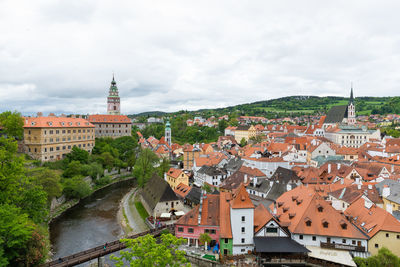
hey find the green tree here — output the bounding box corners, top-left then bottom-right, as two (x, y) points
(65, 146), (90, 164)
(240, 137), (247, 147)
(202, 183), (212, 193)
(100, 151), (115, 169)
(62, 176), (91, 199)
(63, 160), (83, 178)
(111, 233), (190, 267)
(88, 162), (104, 179)
(157, 157), (170, 178)
(218, 120), (228, 134)
(354, 247), (400, 267)
(0, 204), (34, 265)
(32, 168), (63, 202)
(18, 184), (48, 224)
(133, 148), (159, 187)
(0, 111), (24, 139)
(199, 233), (211, 245)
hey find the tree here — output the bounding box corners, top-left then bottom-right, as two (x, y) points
(0, 204), (34, 265)
(18, 184), (48, 224)
(32, 168), (63, 202)
(199, 233), (211, 245)
(157, 157), (170, 178)
(0, 111), (24, 139)
(354, 247), (400, 267)
(133, 148), (159, 187)
(65, 146), (90, 164)
(240, 138), (247, 147)
(218, 120), (228, 134)
(63, 160), (83, 178)
(111, 233), (189, 267)
(62, 176), (91, 199)
(202, 183), (212, 193)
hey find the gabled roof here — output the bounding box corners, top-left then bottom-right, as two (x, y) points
(167, 167), (184, 179)
(174, 183), (192, 198)
(23, 117), (94, 128)
(219, 192), (232, 238)
(345, 198), (400, 237)
(230, 184), (254, 209)
(254, 204), (276, 233)
(324, 105), (348, 124)
(271, 167), (300, 183)
(141, 173), (179, 210)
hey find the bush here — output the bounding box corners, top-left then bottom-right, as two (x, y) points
(95, 175), (111, 187)
(62, 176), (92, 199)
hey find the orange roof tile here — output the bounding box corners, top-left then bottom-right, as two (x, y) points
(230, 184), (254, 209)
(88, 114), (131, 123)
(219, 192), (232, 238)
(23, 116), (94, 128)
(167, 168), (184, 179)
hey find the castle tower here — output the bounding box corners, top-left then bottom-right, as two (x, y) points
(347, 86), (355, 125)
(165, 120), (171, 146)
(107, 75), (121, 115)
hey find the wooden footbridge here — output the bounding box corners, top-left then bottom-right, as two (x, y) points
(42, 224), (175, 267)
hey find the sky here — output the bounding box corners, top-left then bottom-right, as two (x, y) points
(1, 1), (400, 115)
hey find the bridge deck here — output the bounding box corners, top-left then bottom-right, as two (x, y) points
(43, 225), (174, 267)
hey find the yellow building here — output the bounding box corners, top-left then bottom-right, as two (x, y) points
(165, 167), (189, 190)
(234, 125), (256, 143)
(23, 116), (95, 161)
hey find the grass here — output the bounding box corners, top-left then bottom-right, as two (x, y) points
(134, 201), (149, 220)
(122, 207), (133, 233)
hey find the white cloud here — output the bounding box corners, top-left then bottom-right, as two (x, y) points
(0, 0), (400, 115)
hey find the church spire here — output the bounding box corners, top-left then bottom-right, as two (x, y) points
(349, 83), (354, 104)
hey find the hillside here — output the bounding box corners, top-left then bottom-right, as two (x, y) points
(130, 96), (395, 118)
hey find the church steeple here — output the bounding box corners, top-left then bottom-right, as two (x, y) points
(349, 84), (354, 104)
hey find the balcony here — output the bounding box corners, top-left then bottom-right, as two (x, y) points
(320, 241), (365, 252)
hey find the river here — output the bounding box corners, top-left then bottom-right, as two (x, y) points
(49, 179), (135, 262)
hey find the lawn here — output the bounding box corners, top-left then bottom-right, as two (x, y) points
(134, 201), (149, 220)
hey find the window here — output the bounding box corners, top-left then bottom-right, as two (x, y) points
(241, 216), (245, 222)
(188, 228), (194, 233)
(352, 240), (356, 245)
(266, 227), (278, 233)
(241, 227), (245, 233)
(204, 229), (210, 233)
(211, 229), (216, 234)
(342, 239), (346, 244)
(397, 235), (400, 239)
(241, 238), (245, 244)
(312, 236), (316, 241)
(224, 238), (229, 244)
(375, 244), (379, 248)
(178, 227), (183, 232)
(386, 233), (389, 238)
(241, 249), (245, 252)
(299, 235), (303, 240)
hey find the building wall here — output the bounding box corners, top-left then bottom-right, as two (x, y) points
(93, 123), (131, 139)
(175, 225), (220, 245)
(292, 234), (368, 251)
(166, 173), (189, 190)
(154, 200), (184, 217)
(243, 159), (291, 177)
(219, 238), (233, 256)
(23, 127), (95, 161)
(368, 231), (400, 256)
(255, 220), (288, 237)
(383, 197), (400, 213)
(230, 208), (254, 255)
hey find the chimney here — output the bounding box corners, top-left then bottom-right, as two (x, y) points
(338, 163), (341, 170)
(341, 178), (344, 184)
(328, 164), (331, 174)
(164, 172), (167, 181)
(368, 184), (372, 189)
(253, 177), (258, 186)
(397, 155), (399, 161)
(382, 185), (390, 198)
(273, 202), (277, 215)
(357, 184), (361, 190)
(244, 174), (248, 184)
(391, 164), (395, 173)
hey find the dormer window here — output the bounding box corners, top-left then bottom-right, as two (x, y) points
(289, 213), (296, 219)
(69, 122), (73, 126)
(296, 199), (303, 205)
(292, 196), (298, 201)
(305, 219), (312, 227)
(277, 202), (284, 207)
(31, 122), (35, 126)
(77, 122), (80, 126)
(48, 121), (53, 126)
(283, 207), (289, 213)
(61, 122), (65, 126)
(322, 220), (329, 228)
(317, 204), (324, 212)
(340, 221), (347, 230)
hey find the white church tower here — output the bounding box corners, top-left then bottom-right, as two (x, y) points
(347, 86), (355, 125)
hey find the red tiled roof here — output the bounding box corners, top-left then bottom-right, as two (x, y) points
(88, 114), (131, 123)
(230, 184), (254, 209)
(23, 117), (94, 128)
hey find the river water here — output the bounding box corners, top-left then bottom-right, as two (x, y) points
(49, 179), (135, 261)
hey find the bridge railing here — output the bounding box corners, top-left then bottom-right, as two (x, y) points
(42, 224), (175, 267)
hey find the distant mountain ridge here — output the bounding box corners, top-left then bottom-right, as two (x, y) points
(129, 95), (393, 117)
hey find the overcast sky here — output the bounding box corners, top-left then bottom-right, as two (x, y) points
(1, 1), (400, 115)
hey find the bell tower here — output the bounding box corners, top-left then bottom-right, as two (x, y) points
(347, 85), (355, 125)
(107, 75), (121, 115)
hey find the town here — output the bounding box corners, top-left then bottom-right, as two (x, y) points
(2, 76), (399, 267)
